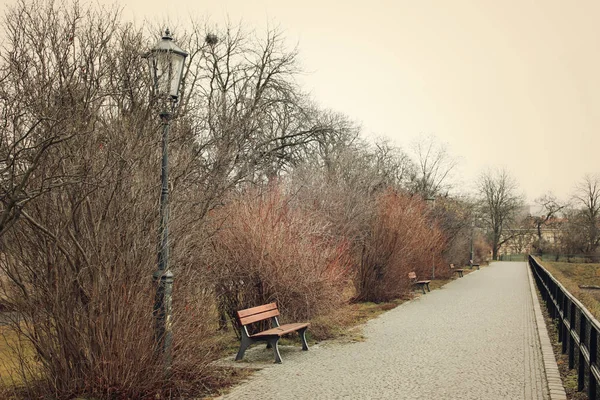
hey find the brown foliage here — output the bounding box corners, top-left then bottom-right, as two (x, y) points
(206, 185), (352, 335)
(473, 236), (491, 264)
(355, 191), (446, 302)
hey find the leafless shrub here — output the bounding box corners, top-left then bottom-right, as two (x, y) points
(0, 1), (222, 397)
(432, 197), (473, 266)
(355, 191), (446, 302)
(0, 1), (475, 398)
(206, 185), (352, 336)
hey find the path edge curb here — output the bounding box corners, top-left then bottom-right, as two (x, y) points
(527, 262), (568, 400)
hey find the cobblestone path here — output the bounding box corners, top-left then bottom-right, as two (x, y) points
(221, 262), (549, 399)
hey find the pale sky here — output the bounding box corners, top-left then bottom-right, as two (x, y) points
(9, 0), (600, 202)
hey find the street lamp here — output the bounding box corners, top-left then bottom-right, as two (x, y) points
(144, 29), (188, 367)
(425, 196), (436, 279)
(470, 220), (475, 265)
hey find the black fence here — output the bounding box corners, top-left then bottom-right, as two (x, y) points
(529, 255), (600, 399)
(498, 254), (527, 261)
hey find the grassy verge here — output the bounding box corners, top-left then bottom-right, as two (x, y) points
(539, 260), (600, 320)
(536, 259), (600, 399)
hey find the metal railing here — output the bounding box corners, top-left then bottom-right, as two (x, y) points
(529, 255), (600, 399)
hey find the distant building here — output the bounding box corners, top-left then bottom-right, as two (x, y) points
(497, 206), (565, 256)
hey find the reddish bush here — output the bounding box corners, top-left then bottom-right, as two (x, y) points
(473, 235), (492, 264)
(355, 191), (446, 302)
(207, 186), (352, 335)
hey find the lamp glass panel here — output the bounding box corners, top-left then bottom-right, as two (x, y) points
(169, 53), (185, 98)
(151, 51), (172, 98)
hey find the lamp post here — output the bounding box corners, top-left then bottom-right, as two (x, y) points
(470, 220), (475, 265)
(144, 29), (188, 367)
(425, 196), (436, 279)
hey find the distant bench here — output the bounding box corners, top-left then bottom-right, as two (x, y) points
(450, 264), (464, 277)
(408, 271), (431, 294)
(469, 259), (480, 270)
(235, 302), (309, 364)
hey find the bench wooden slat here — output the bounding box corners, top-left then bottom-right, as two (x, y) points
(239, 308), (280, 326)
(251, 322), (310, 338)
(235, 302), (310, 363)
(408, 271), (431, 294)
(237, 302), (278, 318)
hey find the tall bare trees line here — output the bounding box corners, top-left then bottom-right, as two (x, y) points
(0, 0), (463, 247)
(0, 1), (467, 396)
(3, 0), (599, 397)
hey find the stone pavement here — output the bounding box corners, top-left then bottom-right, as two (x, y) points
(220, 262), (550, 399)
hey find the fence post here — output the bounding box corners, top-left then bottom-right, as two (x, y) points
(590, 327), (597, 399)
(579, 316), (586, 392)
(570, 303), (576, 369)
(561, 296), (568, 354)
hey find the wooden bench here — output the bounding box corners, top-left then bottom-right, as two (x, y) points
(235, 302), (309, 364)
(408, 271), (431, 294)
(450, 263), (464, 277)
(469, 259), (480, 270)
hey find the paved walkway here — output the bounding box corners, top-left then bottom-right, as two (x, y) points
(221, 262), (549, 399)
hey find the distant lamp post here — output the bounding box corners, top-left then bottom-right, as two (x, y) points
(144, 29), (188, 367)
(470, 220), (475, 265)
(425, 196), (436, 279)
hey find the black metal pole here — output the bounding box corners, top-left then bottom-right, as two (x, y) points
(154, 108), (174, 369)
(470, 224), (474, 263)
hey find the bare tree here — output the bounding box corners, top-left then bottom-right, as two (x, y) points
(531, 192), (567, 255)
(0, 2), (221, 397)
(477, 168), (525, 260)
(0, 0), (129, 238)
(372, 138), (415, 191)
(570, 174), (600, 254)
(409, 136), (458, 198)
(171, 23), (346, 224)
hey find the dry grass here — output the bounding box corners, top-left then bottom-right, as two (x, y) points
(308, 300), (405, 342)
(541, 261), (600, 319)
(0, 327), (29, 384)
(0, 324), (38, 399)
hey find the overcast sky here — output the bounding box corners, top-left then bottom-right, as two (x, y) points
(15, 0), (600, 202)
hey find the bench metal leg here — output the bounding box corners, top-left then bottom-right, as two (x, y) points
(298, 327), (309, 351)
(425, 283), (430, 292)
(420, 284), (426, 294)
(235, 334), (253, 361)
(267, 337), (282, 363)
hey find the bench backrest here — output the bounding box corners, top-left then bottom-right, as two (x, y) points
(408, 271), (417, 280)
(237, 302), (280, 326)
(450, 264), (455, 269)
